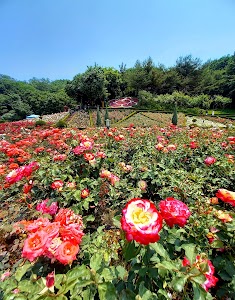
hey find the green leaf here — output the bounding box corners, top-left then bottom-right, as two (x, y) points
(210, 240), (224, 248)
(119, 289), (136, 300)
(191, 274), (206, 285)
(67, 265), (90, 281)
(73, 279), (94, 289)
(8, 296), (28, 300)
(98, 282), (117, 300)
(84, 215), (95, 222)
(171, 275), (188, 292)
(150, 242), (169, 259)
(74, 190), (81, 200)
(219, 271), (232, 281)
(123, 240), (141, 261)
(138, 281), (157, 299)
(115, 265), (127, 280)
(112, 216), (121, 229)
(156, 261), (178, 272)
(192, 283), (213, 300)
(157, 289), (172, 299)
(15, 261), (32, 281)
(90, 253), (103, 271)
(139, 267), (149, 277)
(224, 260), (235, 277)
(101, 268), (115, 281)
(181, 244), (196, 264)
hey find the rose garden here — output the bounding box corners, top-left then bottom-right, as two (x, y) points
(0, 107), (234, 300)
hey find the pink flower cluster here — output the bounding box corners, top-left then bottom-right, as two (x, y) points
(73, 138), (94, 155)
(183, 256), (218, 291)
(5, 161), (39, 184)
(100, 169), (120, 186)
(204, 156), (216, 166)
(21, 208), (84, 265)
(36, 199), (58, 215)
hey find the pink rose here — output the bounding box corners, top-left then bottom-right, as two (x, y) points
(204, 156), (216, 166)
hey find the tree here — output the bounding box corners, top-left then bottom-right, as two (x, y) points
(65, 74), (84, 104)
(96, 106), (102, 127)
(124, 60), (151, 96)
(172, 104), (178, 125)
(103, 68), (121, 99)
(119, 63), (128, 96)
(104, 105), (109, 125)
(66, 66), (108, 106)
(29, 78), (51, 91)
(81, 66), (107, 105)
(174, 55), (202, 94)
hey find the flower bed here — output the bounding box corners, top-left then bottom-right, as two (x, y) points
(90, 109), (135, 126)
(42, 112), (69, 123)
(67, 111), (90, 128)
(0, 122), (235, 299)
(141, 112), (186, 127)
(109, 97), (138, 108)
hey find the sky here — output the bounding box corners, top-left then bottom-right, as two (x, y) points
(1, 0), (235, 81)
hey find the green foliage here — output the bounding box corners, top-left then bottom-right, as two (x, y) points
(66, 66), (108, 106)
(1, 52), (235, 121)
(104, 106), (109, 124)
(96, 106), (102, 127)
(137, 90), (231, 111)
(172, 104), (178, 125)
(0, 75), (75, 121)
(35, 120), (46, 126)
(103, 68), (121, 99)
(55, 120), (67, 128)
(137, 90), (162, 109)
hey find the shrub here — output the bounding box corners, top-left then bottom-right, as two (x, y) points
(35, 120), (46, 126)
(55, 120), (67, 128)
(137, 90), (163, 109)
(96, 106), (102, 127)
(172, 104), (178, 125)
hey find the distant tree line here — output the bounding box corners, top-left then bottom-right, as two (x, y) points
(1, 53), (234, 121)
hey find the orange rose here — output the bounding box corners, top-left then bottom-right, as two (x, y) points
(60, 224), (84, 245)
(216, 210), (233, 223)
(55, 241), (79, 265)
(22, 231), (48, 262)
(216, 189), (235, 207)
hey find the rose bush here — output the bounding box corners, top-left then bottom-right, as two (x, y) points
(0, 117), (235, 299)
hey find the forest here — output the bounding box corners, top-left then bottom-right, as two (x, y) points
(0, 53), (235, 121)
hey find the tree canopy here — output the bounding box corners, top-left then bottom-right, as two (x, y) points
(1, 52), (234, 121)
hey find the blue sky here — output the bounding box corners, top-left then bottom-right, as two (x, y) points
(1, 0), (235, 81)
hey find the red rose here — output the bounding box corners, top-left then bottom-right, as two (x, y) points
(81, 188), (90, 199)
(183, 255), (218, 292)
(51, 180), (64, 190)
(46, 271), (55, 288)
(159, 197), (191, 228)
(121, 198), (163, 245)
(60, 223), (84, 245)
(189, 141), (199, 149)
